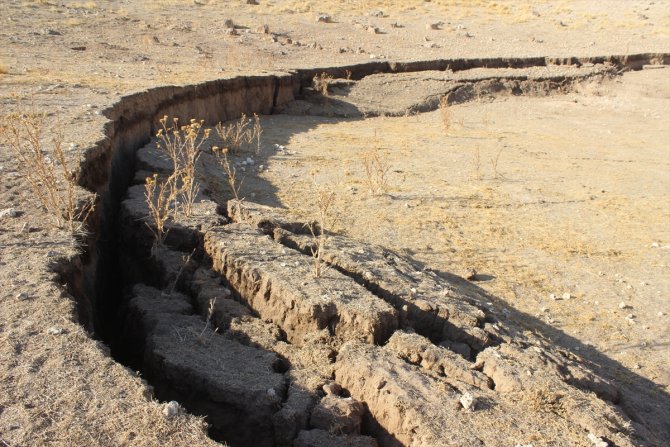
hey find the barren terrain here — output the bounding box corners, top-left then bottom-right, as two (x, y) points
(1, 1), (669, 447)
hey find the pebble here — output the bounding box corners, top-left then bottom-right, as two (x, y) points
(651, 242), (660, 248)
(619, 302), (631, 309)
(0, 208), (18, 218)
(46, 327), (63, 335)
(562, 292), (572, 300)
(16, 292), (30, 301)
(163, 400), (181, 417)
(459, 392), (476, 411)
(316, 14), (332, 23)
(322, 382), (342, 395)
(658, 311), (665, 317)
(587, 433), (608, 447)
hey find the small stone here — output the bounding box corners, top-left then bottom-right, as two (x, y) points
(223, 18), (234, 29)
(549, 293), (557, 300)
(562, 292), (572, 300)
(426, 22), (443, 30)
(587, 433), (608, 447)
(368, 9), (384, 17)
(540, 306), (548, 313)
(634, 363), (641, 369)
(619, 302), (631, 309)
(163, 400), (181, 417)
(464, 268), (477, 281)
(459, 392), (476, 411)
(658, 311), (666, 317)
(317, 14), (332, 23)
(46, 327), (63, 335)
(16, 292), (30, 301)
(247, 0), (259, 4)
(0, 208), (18, 218)
(322, 382), (342, 396)
(651, 242), (660, 248)
(255, 24), (269, 34)
(366, 26), (380, 34)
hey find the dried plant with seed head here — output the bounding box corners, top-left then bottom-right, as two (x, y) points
(313, 72), (334, 95)
(0, 107), (95, 235)
(155, 116), (210, 217)
(212, 146), (245, 220)
(361, 140), (392, 195)
(214, 113), (262, 155)
(144, 172), (179, 255)
(307, 176), (337, 278)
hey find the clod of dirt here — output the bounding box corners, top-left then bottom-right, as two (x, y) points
(205, 223), (399, 345)
(310, 395), (366, 434)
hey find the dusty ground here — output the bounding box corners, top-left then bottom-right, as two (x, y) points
(1, 1), (669, 446)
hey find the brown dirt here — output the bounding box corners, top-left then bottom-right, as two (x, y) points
(1, 1), (669, 447)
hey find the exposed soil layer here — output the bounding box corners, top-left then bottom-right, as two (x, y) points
(51, 58), (668, 446)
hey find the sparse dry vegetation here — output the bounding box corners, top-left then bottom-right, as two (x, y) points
(362, 143), (392, 195)
(0, 109), (95, 234)
(439, 95), (450, 130)
(313, 72), (334, 95)
(143, 172), (178, 254)
(155, 116), (210, 217)
(215, 113), (262, 155)
(213, 145), (245, 220)
(307, 177), (337, 277)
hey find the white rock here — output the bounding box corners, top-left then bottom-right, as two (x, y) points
(619, 302), (630, 309)
(587, 433), (609, 447)
(562, 292), (572, 300)
(0, 208), (18, 218)
(459, 392), (476, 411)
(549, 293), (557, 300)
(163, 400), (181, 417)
(651, 242), (660, 248)
(316, 14), (331, 23)
(46, 327), (63, 335)
(658, 311), (666, 317)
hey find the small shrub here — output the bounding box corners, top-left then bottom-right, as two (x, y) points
(155, 116), (210, 217)
(213, 146), (245, 220)
(439, 95), (450, 130)
(362, 144), (392, 195)
(144, 172), (178, 254)
(307, 178), (337, 278)
(0, 109), (95, 234)
(214, 113), (262, 154)
(313, 72), (333, 96)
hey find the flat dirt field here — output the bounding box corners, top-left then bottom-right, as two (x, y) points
(0, 1), (669, 447)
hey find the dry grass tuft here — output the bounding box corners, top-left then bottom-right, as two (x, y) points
(0, 108), (95, 234)
(307, 176), (337, 277)
(313, 72), (334, 96)
(362, 143), (392, 195)
(439, 95), (450, 130)
(215, 113), (262, 155)
(143, 172), (178, 254)
(155, 116), (210, 216)
(213, 146), (245, 220)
